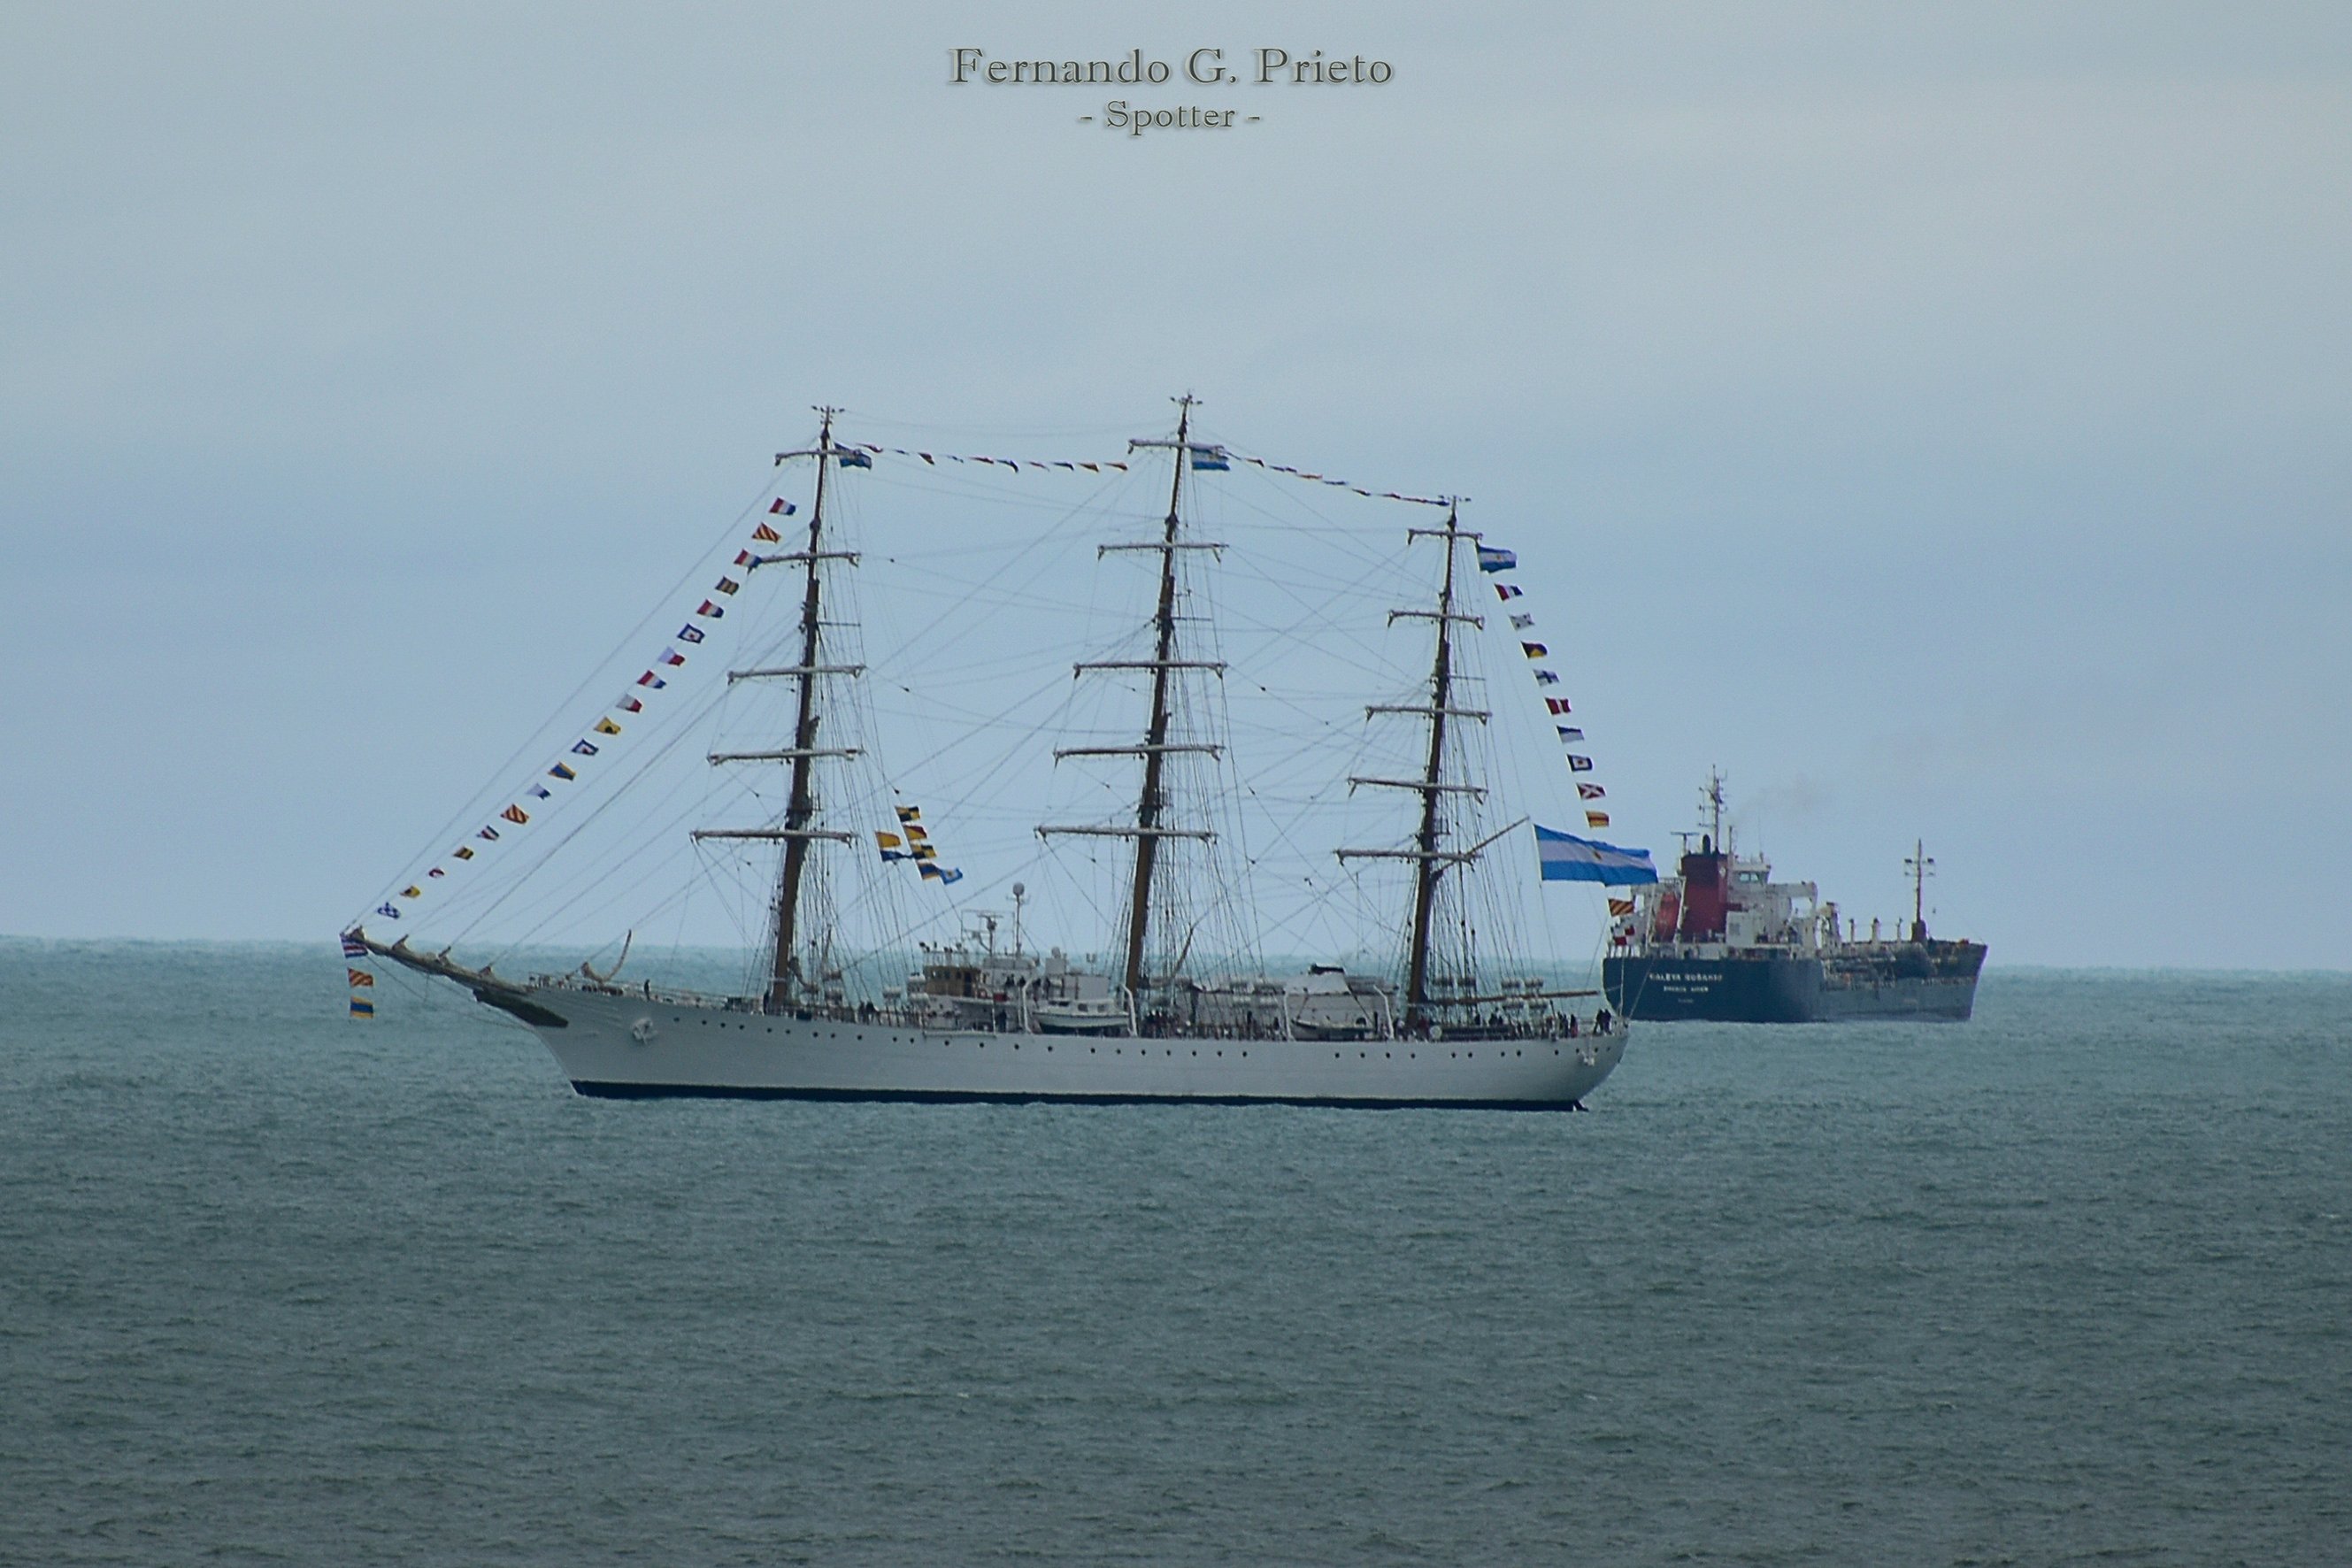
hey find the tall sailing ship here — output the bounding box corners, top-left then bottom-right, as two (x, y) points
(347, 401), (1647, 1106)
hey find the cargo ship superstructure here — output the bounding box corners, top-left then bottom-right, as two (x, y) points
(1602, 772), (1986, 1021)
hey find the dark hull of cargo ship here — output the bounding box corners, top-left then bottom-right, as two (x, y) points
(1604, 944), (1985, 1023)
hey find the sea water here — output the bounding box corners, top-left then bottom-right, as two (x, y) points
(2, 941), (2346, 1565)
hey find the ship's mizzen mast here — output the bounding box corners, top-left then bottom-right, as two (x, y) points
(691, 406), (857, 1009)
(1120, 397), (1194, 996)
(1404, 511), (1465, 1025)
(1039, 395), (1224, 999)
(1338, 506), (1490, 1030)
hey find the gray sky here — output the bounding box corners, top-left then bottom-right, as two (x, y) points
(4, 2), (2347, 966)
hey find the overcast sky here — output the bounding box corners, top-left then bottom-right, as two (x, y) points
(4, 2), (2346, 966)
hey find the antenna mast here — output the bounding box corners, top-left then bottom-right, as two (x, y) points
(1905, 839), (1935, 942)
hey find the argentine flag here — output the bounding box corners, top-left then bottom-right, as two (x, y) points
(1535, 824), (1658, 886)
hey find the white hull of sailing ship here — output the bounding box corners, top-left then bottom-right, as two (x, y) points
(493, 985), (1622, 1106)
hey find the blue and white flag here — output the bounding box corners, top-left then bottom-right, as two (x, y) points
(1188, 445), (1230, 471)
(1477, 545), (1517, 573)
(1535, 824), (1658, 886)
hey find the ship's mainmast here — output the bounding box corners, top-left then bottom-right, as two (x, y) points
(693, 407), (862, 1008)
(1338, 506), (1492, 1030)
(1039, 396), (1225, 1000)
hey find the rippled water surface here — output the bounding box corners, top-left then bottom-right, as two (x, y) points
(3, 942), (2347, 1564)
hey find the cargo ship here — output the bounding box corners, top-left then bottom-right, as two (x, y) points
(1602, 772), (1986, 1021)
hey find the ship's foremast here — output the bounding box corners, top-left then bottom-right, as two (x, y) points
(770, 412), (836, 1003)
(1905, 838), (1935, 942)
(692, 407), (860, 1009)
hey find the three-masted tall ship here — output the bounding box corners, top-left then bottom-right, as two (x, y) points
(348, 401), (1631, 1106)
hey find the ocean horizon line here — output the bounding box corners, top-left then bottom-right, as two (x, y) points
(3, 932), (2347, 980)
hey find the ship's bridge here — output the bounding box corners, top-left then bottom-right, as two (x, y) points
(1720, 856), (1820, 952)
(1622, 845), (1822, 959)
